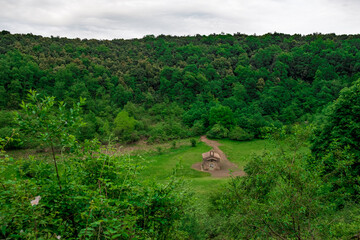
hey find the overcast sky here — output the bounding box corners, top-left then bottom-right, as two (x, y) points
(1, 0), (360, 40)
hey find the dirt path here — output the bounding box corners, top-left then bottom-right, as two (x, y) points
(191, 136), (246, 178)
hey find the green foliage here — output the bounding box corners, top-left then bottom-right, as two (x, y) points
(1, 32), (359, 144)
(16, 90), (84, 148)
(1, 93), (191, 239)
(190, 138), (197, 147)
(228, 126), (254, 141)
(113, 110), (136, 142)
(206, 124), (229, 139)
(327, 205), (360, 239)
(210, 152), (329, 239)
(157, 146), (163, 154)
(0, 111), (22, 149)
(232, 82), (248, 102)
(2, 32), (360, 239)
(15, 90), (85, 190)
(190, 120), (207, 136)
(311, 79), (360, 203)
(209, 105), (235, 129)
(183, 102), (208, 128)
(207, 125), (334, 239)
(148, 121), (187, 143)
(1, 140), (191, 239)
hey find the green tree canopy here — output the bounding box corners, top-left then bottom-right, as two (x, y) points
(209, 104), (235, 129)
(311, 79), (360, 202)
(114, 110), (136, 142)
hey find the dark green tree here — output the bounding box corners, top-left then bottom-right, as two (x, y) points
(209, 104), (235, 129)
(311, 79), (360, 202)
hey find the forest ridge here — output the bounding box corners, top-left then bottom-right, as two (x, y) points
(1, 31), (360, 144)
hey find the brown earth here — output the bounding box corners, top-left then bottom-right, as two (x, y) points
(191, 136), (246, 178)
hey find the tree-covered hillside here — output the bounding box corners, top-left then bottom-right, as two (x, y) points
(1, 31), (360, 144)
(1, 30), (360, 239)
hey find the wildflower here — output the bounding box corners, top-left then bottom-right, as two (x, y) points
(31, 196), (41, 206)
(57, 235), (61, 239)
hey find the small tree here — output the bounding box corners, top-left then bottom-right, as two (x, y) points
(209, 105), (235, 129)
(15, 90), (84, 190)
(114, 110), (136, 142)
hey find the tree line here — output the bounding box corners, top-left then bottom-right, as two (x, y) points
(1, 31), (360, 146)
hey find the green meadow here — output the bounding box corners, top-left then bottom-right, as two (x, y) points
(7, 137), (306, 200)
(138, 138), (270, 199)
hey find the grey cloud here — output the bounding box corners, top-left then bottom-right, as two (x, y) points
(0, 0), (359, 39)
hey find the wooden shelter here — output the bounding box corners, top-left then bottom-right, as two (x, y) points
(201, 150), (221, 171)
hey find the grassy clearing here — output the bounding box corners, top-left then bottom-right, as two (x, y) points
(139, 141), (212, 180)
(137, 138), (274, 200)
(4, 137), (310, 212)
(218, 138), (310, 168)
(7, 137), (278, 199)
(134, 140), (225, 200)
(139, 139), (271, 180)
(217, 139), (271, 170)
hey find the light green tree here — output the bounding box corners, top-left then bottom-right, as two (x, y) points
(15, 90), (85, 190)
(114, 110), (136, 142)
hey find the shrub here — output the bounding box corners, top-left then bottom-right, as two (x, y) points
(113, 110), (137, 143)
(0, 138), (190, 240)
(0, 111), (22, 149)
(209, 105), (235, 129)
(206, 124), (229, 139)
(190, 120), (206, 136)
(228, 126), (254, 141)
(1, 93), (191, 239)
(148, 121), (187, 143)
(190, 139), (197, 147)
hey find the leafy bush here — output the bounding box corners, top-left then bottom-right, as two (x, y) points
(0, 111), (22, 149)
(190, 119), (207, 136)
(0, 140), (190, 239)
(228, 126), (254, 141)
(190, 139), (197, 147)
(206, 124), (229, 139)
(148, 121), (187, 143)
(113, 110), (137, 143)
(0, 93), (191, 239)
(209, 105), (235, 129)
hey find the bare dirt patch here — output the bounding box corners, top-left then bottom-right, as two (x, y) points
(191, 136), (246, 178)
(112, 138), (192, 155)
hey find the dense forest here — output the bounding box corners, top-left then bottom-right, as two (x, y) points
(1, 31), (360, 239)
(1, 31), (360, 145)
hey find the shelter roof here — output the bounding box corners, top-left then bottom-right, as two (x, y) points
(202, 150), (220, 160)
